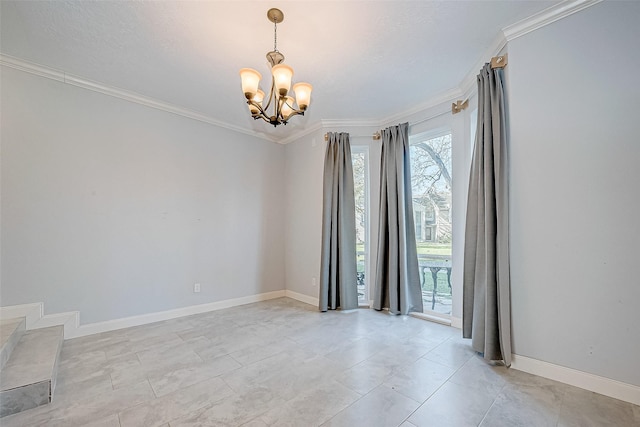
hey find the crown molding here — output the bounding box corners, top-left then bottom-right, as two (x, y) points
(379, 87), (462, 128)
(278, 119), (382, 145)
(277, 121), (324, 145)
(456, 0), (601, 103)
(321, 119), (381, 129)
(503, 0), (603, 41)
(458, 32), (508, 100)
(0, 55), (65, 82)
(0, 53), (279, 144)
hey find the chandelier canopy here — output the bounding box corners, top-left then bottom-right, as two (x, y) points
(239, 8), (312, 127)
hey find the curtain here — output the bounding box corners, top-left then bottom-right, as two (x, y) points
(463, 63), (512, 366)
(373, 123), (423, 315)
(319, 132), (358, 311)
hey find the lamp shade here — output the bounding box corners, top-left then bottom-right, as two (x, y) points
(240, 68), (261, 99)
(293, 82), (312, 110)
(249, 89), (265, 114)
(272, 64), (293, 96)
(281, 96), (295, 119)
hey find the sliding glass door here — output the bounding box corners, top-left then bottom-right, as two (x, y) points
(409, 132), (453, 317)
(350, 130), (456, 316)
(352, 147), (369, 304)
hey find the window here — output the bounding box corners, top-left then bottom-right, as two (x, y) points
(410, 133), (453, 316)
(352, 147), (369, 304)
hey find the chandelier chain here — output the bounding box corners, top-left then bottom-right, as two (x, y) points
(273, 19), (278, 52)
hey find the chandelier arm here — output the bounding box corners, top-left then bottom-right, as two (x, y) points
(248, 104), (272, 124)
(283, 109), (305, 121)
(262, 77), (277, 113)
(276, 95), (283, 121)
(247, 100), (269, 120)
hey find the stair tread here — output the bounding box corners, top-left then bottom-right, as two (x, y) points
(0, 326), (63, 391)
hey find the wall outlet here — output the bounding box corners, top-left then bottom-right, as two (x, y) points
(194, 283), (201, 293)
(312, 277), (317, 287)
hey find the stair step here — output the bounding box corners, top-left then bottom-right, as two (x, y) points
(0, 318), (26, 371)
(0, 326), (64, 418)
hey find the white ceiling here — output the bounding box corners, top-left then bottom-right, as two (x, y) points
(1, 1), (559, 141)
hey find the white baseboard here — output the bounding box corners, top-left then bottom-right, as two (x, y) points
(32, 312), (80, 338)
(1, 290), (286, 340)
(67, 290), (286, 339)
(511, 354), (640, 406)
(0, 303), (43, 329)
(284, 290), (319, 307)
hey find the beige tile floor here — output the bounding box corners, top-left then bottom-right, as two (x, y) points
(3, 298), (639, 426)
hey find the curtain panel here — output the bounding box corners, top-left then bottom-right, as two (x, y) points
(373, 123), (424, 315)
(319, 132), (359, 311)
(463, 63), (512, 366)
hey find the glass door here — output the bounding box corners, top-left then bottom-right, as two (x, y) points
(409, 132), (453, 317)
(352, 147), (369, 305)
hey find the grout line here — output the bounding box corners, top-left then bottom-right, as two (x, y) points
(400, 351), (473, 424)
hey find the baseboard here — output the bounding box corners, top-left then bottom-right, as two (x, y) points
(511, 354), (640, 406)
(67, 290), (286, 339)
(284, 290), (319, 307)
(0, 303), (77, 337)
(1, 290), (286, 340)
(0, 303), (43, 329)
(32, 312), (80, 338)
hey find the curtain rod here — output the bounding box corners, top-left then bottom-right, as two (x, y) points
(453, 54), (506, 114)
(324, 132), (380, 142)
(323, 109), (449, 142)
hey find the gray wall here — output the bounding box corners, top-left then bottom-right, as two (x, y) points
(283, 130), (325, 300)
(1, 67), (286, 323)
(508, 1), (640, 386)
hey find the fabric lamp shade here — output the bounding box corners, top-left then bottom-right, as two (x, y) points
(240, 68), (261, 99)
(272, 64), (293, 96)
(293, 82), (312, 110)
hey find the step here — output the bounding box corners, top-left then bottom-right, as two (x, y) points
(0, 326), (64, 418)
(0, 318), (26, 371)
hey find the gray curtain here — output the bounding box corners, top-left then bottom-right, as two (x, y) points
(319, 132), (358, 311)
(463, 63), (512, 366)
(373, 123), (423, 315)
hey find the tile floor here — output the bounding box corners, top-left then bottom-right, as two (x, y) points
(2, 297), (639, 426)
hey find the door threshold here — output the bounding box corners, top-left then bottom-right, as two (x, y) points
(409, 312), (452, 326)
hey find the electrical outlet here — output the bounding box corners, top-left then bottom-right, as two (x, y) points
(312, 277), (317, 287)
(194, 283), (201, 293)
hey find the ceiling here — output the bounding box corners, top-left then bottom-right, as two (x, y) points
(1, 1), (559, 141)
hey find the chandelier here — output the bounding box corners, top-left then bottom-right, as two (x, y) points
(239, 8), (313, 127)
